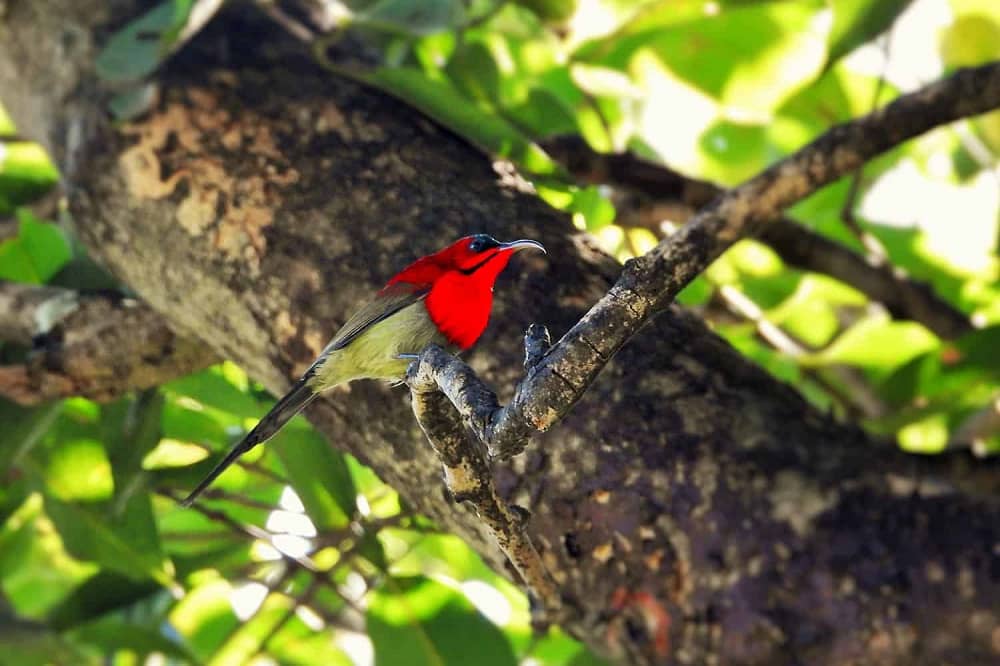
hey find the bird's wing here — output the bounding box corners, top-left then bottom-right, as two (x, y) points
(325, 282), (430, 353)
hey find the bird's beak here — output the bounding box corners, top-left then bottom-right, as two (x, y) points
(499, 239), (546, 254)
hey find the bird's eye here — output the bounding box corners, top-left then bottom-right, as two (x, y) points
(468, 235), (499, 253)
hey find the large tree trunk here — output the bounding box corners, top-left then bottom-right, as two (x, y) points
(2, 3), (998, 664)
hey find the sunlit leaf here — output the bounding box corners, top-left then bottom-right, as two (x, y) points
(164, 366), (267, 420)
(44, 439), (113, 502)
(805, 317), (940, 373)
(44, 494), (172, 587)
(0, 210), (71, 283)
(142, 438), (210, 469)
(576, 2), (828, 114)
(512, 0), (578, 24)
(0, 144), (59, 214)
(0, 104), (15, 135)
(368, 577), (517, 666)
(570, 185), (616, 231)
(898, 412), (949, 453)
(168, 579), (238, 661)
(273, 427), (356, 531)
(0, 399), (62, 476)
(0, 496), (98, 618)
(826, 0), (915, 67)
(359, 67), (562, 175)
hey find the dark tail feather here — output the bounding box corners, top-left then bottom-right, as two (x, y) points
(181, 377), (318, 506)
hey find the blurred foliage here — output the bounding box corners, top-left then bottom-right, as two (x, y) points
(2, 0), (1000, 664)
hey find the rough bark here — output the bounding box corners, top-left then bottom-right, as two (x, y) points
(1, 4), (998, 664)
(0, 281), (217, 405)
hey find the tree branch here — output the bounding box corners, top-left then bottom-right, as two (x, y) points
(406, 344), (563, 618)
(542, 136), (974, 340)
(487, 62), (1000, 459)
(0, 282), (216, 404)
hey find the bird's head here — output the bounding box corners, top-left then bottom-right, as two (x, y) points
(386, 234), (545, 349)
(387, 234), (546, 287)
(446, 234), (546, 278)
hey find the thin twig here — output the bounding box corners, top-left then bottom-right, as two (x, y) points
(840, 34), (894, 261)
(716, 285), (889, 419)
(541, 137), (973, 340)
(256, 0), (315, 42)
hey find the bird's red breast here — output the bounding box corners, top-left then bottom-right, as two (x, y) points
(383, 235), (535, 350)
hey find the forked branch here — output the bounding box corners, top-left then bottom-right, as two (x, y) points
(406, 341), (562, 617)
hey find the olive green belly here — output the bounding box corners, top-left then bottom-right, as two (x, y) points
(307, 301), (447, 390)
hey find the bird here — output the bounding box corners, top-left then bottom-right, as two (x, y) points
(181, 234), (545, 506)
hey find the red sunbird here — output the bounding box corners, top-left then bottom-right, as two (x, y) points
(181, 234), (545, 505)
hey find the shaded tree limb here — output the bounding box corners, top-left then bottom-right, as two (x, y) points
(542, 136), (974, 341)
(0, 282), (216, 404)
(407, 344), (563, 618)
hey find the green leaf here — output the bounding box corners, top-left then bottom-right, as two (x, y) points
(570, 185), (616, 231)
(0, 211), (71, 283)
(368, 577), (517, 666)
(446, 41), (503, 104)
(527, 629), (609, 666)
(512, 0), (578, 24)
(164, 366), (267, 420)
(360, 0), (466, 36)
(0, 621), (96, 666)
(170, 541), (253, 579)
(826, 0), (915, 67)
(70, 617), (196, 663)
(698, 119), (774, 184)
(44, 494), (172, 587)
(898, 412), (949, 454)
(47, 571), (162, 630)
(0, 494), (99, 617)
(0, 399), (62, 476)
(168, 579), (238, 661)
(939, 8), (1000, 68)
(100, 390), (165, 511)
(805, 318), (940, 373)
(274, 427), (357, 531)
(576, 1), (828, 114)
(359, 67), (563, 176)
(504, 87), (578, 137)
(268, 626), (355, 666)
(774, 66), (899, 153)
(94, 0), (204, 83)
(0, 105), (15, 136)
(0, 510), (37, 580)
(44, 438), (114, 502)
(0, 143), (59, 214)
